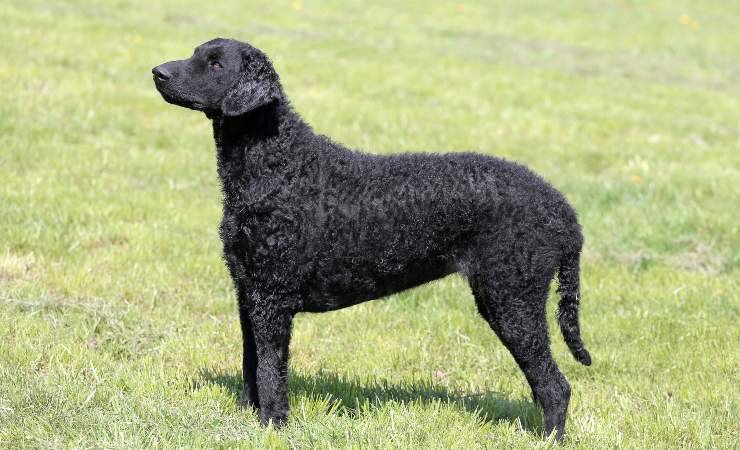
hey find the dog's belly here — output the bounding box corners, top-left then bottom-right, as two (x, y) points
(302, 255), (456, 313)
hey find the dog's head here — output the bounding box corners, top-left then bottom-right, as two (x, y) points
(152, 38), (281, 117)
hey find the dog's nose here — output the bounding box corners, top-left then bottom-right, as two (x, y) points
(152, 65), (171, 81)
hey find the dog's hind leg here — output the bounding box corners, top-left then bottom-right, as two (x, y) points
(469, 272), (571, 442)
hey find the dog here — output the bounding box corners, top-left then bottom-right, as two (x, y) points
(153, 38), (591, 441)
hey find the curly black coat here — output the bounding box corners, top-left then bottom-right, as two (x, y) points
(153, 38), (591, 441)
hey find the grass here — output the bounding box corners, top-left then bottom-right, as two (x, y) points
(1, 0), (738, 447)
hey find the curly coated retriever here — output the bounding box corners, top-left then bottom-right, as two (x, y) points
(152, 38), (591, 441)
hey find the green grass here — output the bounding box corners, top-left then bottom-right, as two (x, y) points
(1, 0), (738, 447)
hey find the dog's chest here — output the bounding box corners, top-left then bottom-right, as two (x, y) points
(219, 181), (314, 256)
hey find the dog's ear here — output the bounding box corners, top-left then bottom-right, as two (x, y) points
(221, 50), (281, 117)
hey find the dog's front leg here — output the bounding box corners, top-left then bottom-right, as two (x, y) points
(237, 299), (259, 410)
(251, 302), (294, 428)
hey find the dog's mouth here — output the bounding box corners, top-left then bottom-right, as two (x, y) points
(153, 80), (206, 111)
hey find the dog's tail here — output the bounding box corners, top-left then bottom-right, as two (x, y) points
(557, 249), (592, 366)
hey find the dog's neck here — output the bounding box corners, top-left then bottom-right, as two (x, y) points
(212, 100), (298, 145)
(210, 100), (309, 206)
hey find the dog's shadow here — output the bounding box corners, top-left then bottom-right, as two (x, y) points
(195, 367), (543, 434)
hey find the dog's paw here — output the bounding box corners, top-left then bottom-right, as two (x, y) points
(238, 389), (260, 411)
(260, 412), (288, 429)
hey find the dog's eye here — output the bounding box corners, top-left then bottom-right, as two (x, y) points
(210, 61), (222, 70)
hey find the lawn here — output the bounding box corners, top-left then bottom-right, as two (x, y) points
(1, 0), (738, 448)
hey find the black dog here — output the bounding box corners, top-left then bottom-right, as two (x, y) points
(153, 38), (591, 441)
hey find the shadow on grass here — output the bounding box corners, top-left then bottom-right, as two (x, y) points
(195, 367), (543, 435)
